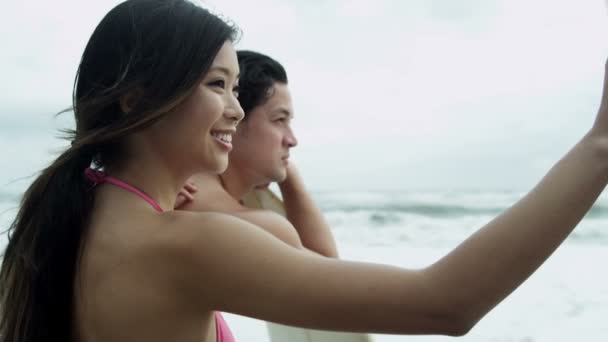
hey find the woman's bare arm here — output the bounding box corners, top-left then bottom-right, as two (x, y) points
(161, 61), (608, 336)
(170, 213), (463, 335)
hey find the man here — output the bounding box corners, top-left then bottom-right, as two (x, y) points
(182, 50), (338, 258)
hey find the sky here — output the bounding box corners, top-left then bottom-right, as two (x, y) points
(1, 0), (608, 192)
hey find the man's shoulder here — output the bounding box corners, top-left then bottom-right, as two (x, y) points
(183, 186), (240, 212)
(180, 184), (303, 248)
(241, 188), (286, 215)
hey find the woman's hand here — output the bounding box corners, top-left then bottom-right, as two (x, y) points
(591, 60), (608, 138)
(174, 181), (198, 209)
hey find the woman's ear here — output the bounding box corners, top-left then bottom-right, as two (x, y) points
(119, 88), (143, 113)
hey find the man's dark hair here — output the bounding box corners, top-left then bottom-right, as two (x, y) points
(237, 50), (288, 119)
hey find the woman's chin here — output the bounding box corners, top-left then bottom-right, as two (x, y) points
(213, 158), (230, 174)
(198, 155), (229, 175)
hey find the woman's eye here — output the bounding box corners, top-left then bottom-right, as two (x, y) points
(232, 86), (240, 98)
(209, 80), (225, 88)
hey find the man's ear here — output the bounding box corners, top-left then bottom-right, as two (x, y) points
(119, 88), (143, 113)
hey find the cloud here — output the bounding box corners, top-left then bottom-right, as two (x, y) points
(1, 0), (607, 190)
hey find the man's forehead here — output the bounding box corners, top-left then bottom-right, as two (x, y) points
(264, 84), (293, 115)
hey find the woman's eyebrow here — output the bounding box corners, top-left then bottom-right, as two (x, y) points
(208, 65), (239, 78)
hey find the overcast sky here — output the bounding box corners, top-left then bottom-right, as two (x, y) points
(1, 0), (608, 192)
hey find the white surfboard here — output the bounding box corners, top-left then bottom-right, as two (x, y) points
(241, 189), (374, 342)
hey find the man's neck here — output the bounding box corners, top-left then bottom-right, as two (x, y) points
(219, 164), (258, 201)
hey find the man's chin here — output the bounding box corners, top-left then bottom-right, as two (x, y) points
(274, 171), (288, 183)
(261, 170), (287, 186)
(251, 169), (287, 189)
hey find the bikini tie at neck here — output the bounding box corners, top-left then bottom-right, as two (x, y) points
(84, 167), (106, 185)
(83, 167), (164, 212)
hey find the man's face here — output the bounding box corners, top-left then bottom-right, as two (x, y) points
(229, 82), (297, 185)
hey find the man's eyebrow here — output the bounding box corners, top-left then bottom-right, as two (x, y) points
(275, 108), (293, 118)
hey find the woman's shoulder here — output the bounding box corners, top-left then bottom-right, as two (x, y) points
(161, 209), (250, 231)
(149, 210), (259, 255)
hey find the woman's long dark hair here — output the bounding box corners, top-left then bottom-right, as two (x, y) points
(0, 1), (238, 341)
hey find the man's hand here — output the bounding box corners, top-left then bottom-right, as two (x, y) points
(278, 162), (301, 190)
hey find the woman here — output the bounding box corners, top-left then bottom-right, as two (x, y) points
(0, 1), (241, 341)
(2, 0), (608, 341)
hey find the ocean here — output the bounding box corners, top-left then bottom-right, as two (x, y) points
(1, 187), (607, 340)
(316, 190), (608, 341)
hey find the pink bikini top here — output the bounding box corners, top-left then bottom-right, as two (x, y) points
(85, 168), (236, 342)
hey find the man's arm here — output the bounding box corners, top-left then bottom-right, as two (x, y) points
(278, 164), (339, 258)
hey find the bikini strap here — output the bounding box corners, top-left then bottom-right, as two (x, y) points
(84, 167), (164, 212)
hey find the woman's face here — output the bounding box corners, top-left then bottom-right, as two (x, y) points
(150, 41), (244, 175)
